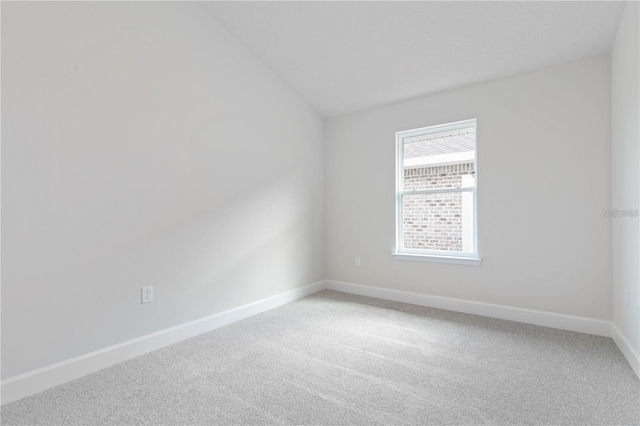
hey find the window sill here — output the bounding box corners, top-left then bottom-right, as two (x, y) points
(392, 253), (482, 266)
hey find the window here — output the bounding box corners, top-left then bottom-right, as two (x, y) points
(393, 119), (480, 265)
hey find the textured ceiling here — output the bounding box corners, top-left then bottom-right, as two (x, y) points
(201, 1), (625, 117)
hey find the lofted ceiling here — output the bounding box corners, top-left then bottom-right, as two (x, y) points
(201, 1), (625, 118)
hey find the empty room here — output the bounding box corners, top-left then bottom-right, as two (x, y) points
(1, 1), (639, 425)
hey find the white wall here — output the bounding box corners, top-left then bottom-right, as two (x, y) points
(1, 2), (325, 379)
(612, 1), (640, 355)
(326, 55), (612, 320)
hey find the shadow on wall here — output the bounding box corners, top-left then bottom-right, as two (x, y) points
(1, 172), (319, 379)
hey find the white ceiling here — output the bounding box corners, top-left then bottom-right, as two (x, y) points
(201, 1), (625, 118)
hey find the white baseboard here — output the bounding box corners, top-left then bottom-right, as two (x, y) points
(324, 280), (612, 337)
(1, 281), (325, 406)
(4, 279), (635, 406)
(327, 279), (637, 380)
(610, 322), (640, 379)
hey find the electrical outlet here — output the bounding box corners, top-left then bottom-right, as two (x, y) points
(141, 286), (153, 304)
(355, 256), (361, 266)
(625, 289), (629, 309)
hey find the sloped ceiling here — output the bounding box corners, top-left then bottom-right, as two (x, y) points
(202, 1), (625, 117)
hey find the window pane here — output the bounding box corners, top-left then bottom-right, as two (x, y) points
(403, 129), (475, 190)
(402, 191), (474, 252)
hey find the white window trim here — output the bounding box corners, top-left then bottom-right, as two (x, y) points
(394, 118), (481, 265)
(392, 252), (482, 266)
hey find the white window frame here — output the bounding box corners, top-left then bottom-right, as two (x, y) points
(393, 119), (481, 266)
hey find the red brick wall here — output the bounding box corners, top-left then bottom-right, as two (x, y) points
(403, 163), (474, 251)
